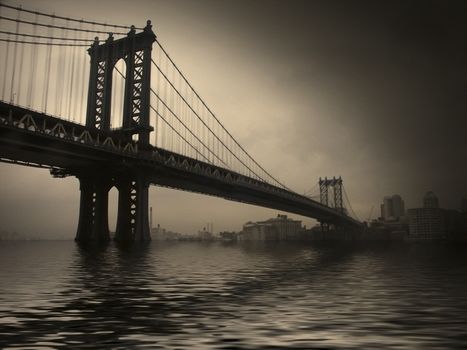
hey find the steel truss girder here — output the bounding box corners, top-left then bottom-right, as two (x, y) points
(0, 106), (138, 155)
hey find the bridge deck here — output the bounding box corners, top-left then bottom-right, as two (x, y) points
(0, 101), (362, 227)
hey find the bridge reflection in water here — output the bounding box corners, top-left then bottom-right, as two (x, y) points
(0, 240), (466, 348)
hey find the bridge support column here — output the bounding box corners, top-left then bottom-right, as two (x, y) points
(76, 176), (113, 243)
(320, 222), (330, 233)
(115, 174), (151, 243)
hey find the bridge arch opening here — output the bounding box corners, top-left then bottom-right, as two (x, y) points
(108, 186), (119, 235)
(110, 58), (126, 130)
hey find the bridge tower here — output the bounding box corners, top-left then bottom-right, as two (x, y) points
(76, 22), (156, 243)
(318, 176), (344, 231)
(319, 176), (343, 211)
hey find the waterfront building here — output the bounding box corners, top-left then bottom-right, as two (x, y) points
(219, 231), (238, 241)
(151, 224), (183, 240)
(198, 229), (214, 241)
(240, 214), (303, 241)
(408, 208), (445, 239)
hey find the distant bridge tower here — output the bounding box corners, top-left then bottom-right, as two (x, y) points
(76, 21), (156, 243)
(319, 176), (344, 212)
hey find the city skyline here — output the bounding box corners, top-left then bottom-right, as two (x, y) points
(1, 0), (466, 237)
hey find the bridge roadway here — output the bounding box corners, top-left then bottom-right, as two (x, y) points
(0, 101), (362, 236)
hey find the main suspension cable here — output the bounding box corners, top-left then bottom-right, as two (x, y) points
(0, 3), (141, 30)
(0, 29), (99, 42)
(0, 15), (128, 35)
(152, 59), (270, 184)
(0, 37), (89, 46)
(154, 40), (290, 190)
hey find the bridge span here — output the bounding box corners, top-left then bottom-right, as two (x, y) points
(0, 5), (362, 242)
(0, 102), (361, 241)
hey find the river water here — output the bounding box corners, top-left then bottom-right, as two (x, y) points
(0, 240), (466, 349)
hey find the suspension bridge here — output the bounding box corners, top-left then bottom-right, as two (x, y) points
(0, 3), (362, 242)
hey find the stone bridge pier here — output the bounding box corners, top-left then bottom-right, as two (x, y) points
(75, 172), (150, 243)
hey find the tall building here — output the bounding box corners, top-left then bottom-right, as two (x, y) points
(423, 191), (439, 209)
(392, 195), (405, 218)
(382, 196), (393, 220)
(240, 214), (302, 241)
(381, 194), (405, 221)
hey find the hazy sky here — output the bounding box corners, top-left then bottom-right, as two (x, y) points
(1, 0), (466, 237)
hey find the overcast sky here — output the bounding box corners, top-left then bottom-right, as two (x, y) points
(1, 0), (466, 238)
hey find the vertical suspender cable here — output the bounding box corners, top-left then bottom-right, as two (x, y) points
(196, 98), (200, 161)
(67, 25), (77, 121)
(43, 15), (54, 113)
(1, 33), (10, 101)
(10, 7), (20, 103)
(55, 21), (66, 116)
(0, 4), (4, 101)
(154, 48), (160, 147)
(76, 20), (84, 123)
(170, 61), (174, 152)
(27, 13), (38, 107)
(182, 73), (186, 156)
(162, 54), (167, 149)
(79, 22), (89, 124)
(16, 20), (25, 105)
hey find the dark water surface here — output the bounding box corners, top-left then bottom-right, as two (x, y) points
(1, 240), (467, 349)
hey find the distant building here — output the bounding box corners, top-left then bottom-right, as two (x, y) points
(239, 214), (303, 241)
(151, 224), (183, 240)
(443, 209), (467, 240)
(461, 196), (467, 213)
(382, 216), (409, 236)
(381, 196), (391, 220)
(380, 194), (405, 221)
(241, 221), (276, 240)
(408, 208), (445, 239)
(423, 191), (439, 209)
(219, 231), (238, 241)
(198, 229), (214, 241)
(0, 230), (20, 240)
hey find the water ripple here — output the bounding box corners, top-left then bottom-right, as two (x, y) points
(0, 241), (467, 348)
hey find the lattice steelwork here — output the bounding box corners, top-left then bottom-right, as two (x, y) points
(129, 51), (143, 126)
(319, 178), (329, 207)
(93, 61), (106, 129)
(319, 176), (344, 212)
(122, 36), (153, 146)
(129, 180), (137, 237)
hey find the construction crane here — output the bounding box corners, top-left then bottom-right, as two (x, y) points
(367, 205), (375, 223)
